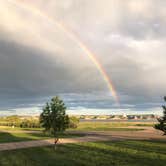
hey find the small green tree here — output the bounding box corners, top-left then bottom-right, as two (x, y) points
(40, 103), (51, 132)
(40, 96), (69, 143)
(154, 96), (166, 135)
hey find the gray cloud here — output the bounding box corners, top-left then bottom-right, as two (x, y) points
(0, 38), (108, 99)
(0, 0), (166, 113)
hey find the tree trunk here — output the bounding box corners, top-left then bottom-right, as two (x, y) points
(54, 137), (59, 150)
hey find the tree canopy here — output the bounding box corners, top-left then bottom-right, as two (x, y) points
(40, 96), (69, 137)
(154, 96), (166, 135)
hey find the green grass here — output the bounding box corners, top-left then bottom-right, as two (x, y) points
(0, 140), (165, 166)
(70, 127), (144, 131)
(0, 122), (145, 132)
(77, 122), (132, 128)
(0, 126), (43, 131)
(133, 123), (154, 127)
(0, 132), (85, 143)
(69, 122), (144, 131)
(0, 122), (144, 143)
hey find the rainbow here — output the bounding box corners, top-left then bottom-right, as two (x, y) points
(7, 0), (119, 103)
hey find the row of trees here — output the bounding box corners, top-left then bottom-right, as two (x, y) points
(0, 120), (40, 128)
(0, 116), (40, 128)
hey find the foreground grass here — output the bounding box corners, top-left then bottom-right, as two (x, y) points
(0, 132), (85, 143)
(0, 128), (142, 143)
(0, 140), (165, 166)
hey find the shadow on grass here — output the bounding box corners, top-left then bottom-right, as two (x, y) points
(102, 139), (166, 155)
(0, 131), (86, 143)
(0, 140), (166, 166)
(69, 127), (144, 132)
(0, 132), (52, 143)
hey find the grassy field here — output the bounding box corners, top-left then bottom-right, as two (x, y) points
(0, 122), (164, 166)
(134, 123), (154, 127)
(0, 126), (43, 131)
(0, 132), (85, 143)
(0, 140), (165, 166)
(0, 121), (150, 132)
(0, 122), (152, 143)
(71, 127), (144, 131)
(0, 128), (142, 143)
(0, 122), (143, 131)
(69, 122), (148, 131)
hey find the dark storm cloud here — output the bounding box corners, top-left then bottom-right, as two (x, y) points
(0, 38), (107, 102)
(0, 39), (72, 96)
(0, 0), (166, 114)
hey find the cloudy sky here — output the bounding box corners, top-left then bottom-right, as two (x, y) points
(0, 0), (166, 115)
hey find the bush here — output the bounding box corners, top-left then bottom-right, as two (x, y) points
(69, 116), (79, 129)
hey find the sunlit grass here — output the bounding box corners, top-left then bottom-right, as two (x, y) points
(0, 121), (152, 132)
(0, 140), (165, 166)
(0, 132), (85, 143)
(69, 122), (146, 131)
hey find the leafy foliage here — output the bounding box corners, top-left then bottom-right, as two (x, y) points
(69, 116), (79, 128)
(0, 115), (40, 128)
(155, 96), (166, 135)
(40, 96), (69, 137)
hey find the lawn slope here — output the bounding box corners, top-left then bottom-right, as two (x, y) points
(0, 140), (165, 166)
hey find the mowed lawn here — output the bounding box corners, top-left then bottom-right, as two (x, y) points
(0, 140), (165, 166)
(69, 122), (146, 131)
(0, 121), (152, 143)
(0, 121), (148, 133)
(0, 132), (85, 143)
(0, 127), (141, 143)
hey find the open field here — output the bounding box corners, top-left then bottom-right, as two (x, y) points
(0, 126), (43, 131)
(70, 121), (155, 131)
(0, 121), (166, 165)
(0, 140), (165, 166)
(0, 121), (155, 143)
(0, 132), (85, 143)
(0, 121), (155, 132)
(0, 129), (144, 144)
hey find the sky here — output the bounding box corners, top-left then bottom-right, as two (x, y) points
(0, 0), (166, 115)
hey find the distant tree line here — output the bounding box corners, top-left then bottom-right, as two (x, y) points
(0, 114), (79, 129)
(0, 115), (40, 128)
